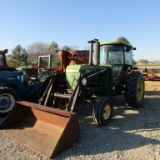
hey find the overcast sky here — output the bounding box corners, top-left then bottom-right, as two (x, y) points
(1, 0), (160, 60)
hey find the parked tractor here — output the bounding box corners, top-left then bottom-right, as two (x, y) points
(0, 52), (54, 114)
(39, 39), (145, 126)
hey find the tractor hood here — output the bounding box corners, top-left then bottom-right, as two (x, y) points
(66, 64), (107, 89)
(0, 71), (24, 86)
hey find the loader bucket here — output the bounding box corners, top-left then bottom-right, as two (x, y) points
(0, 101), (80, 158)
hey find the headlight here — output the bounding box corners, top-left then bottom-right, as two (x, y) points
(82, 78), (87, 86)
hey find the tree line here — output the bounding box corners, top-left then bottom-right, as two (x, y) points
(7, 37), (131, 68)
(136, 59), (160, 64)
(7, 41), (73, 68)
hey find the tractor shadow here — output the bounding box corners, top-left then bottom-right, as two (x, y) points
(55, 92), (160, 159)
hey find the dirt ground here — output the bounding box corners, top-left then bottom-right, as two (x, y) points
(0, 81), (160, 160)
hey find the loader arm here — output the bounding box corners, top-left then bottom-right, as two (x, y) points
(66, 68), (111, 112)
(43, 68), (111, 112)
(38, 72), (67, 106)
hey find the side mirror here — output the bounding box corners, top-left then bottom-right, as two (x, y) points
(125, 47), (136, 52)
(125, 48), (130, 52)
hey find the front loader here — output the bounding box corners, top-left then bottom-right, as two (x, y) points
(0, 101), (80, 158)
(0, 39), (145, 158)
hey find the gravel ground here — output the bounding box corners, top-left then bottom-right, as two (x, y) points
(0, 81), (160, 160)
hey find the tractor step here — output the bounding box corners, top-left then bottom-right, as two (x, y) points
(54, 93), (71, 99)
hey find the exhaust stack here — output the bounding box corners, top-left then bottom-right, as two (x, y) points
(88, 39), (100, 65)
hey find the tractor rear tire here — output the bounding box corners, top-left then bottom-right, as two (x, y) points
(0, 87), (18, 114)
(125, 72), (145, 108)
(92, 96), (113, 126)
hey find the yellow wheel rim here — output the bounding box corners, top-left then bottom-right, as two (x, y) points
(137, 79), (144, 101)
(103, 104), (111, 120)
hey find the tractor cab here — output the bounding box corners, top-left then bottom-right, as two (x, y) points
(0, 49), (8, 67)
(0, 49), (15, 71)
(99, 40), (136, 66)
(87, 39), (135, 66)
(98, 40), (137, 84)
(88, 39), (136, 86)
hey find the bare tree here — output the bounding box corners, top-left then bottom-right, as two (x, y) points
(48, 41), (59, 67)
(27, 42), (49, 63)
(138, 59), (149, 64)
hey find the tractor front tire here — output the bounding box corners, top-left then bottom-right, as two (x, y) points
(0, 87), (18, 114)
(125, 72), (145, 108)
(93, 97), (113, 126)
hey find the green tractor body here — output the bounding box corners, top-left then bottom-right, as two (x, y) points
(40, 39), (145, 126)
(66, 64), (107, 89)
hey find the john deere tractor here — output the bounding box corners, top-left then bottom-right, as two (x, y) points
(38, 39), (145, 126)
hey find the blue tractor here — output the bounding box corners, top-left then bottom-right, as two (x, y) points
(0, 50), (53, 114)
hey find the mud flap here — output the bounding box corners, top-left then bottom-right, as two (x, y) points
(0, 101), (80, 158)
